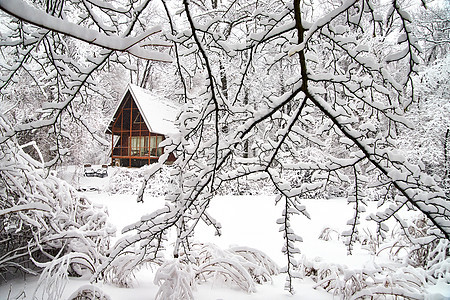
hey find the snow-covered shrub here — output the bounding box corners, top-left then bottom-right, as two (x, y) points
(363, 214), (450, 279)
(106, 167), (145, 194)
(392, 216), (449, 283)
(95, 205), (170, 287)
(100, 254), (139, 288)
(349, 264), (427, 299)
(106, 165), (173, 196)
(196, 257), (257, 293)
(103, 240), (280, 298)
(229, 246), (280, 283)
(154, 243), (279, 299)
(190, 244), (256, 293)
(216, 174), (273, 196)
(67, 284), (111, 300)
(312, 214), (449, 299)
(154, 259), (195, 300)
(106, 162), (335, 198)
(217, 169), (330, 197)
(32, 253), (95, 300)
(0, 115), (115, 298)
(107, 164), (275, 197)
(297, 256), (427, 299)
(426, 239), (450, 282)
(184, 243), (279, 293)
(100, 246), (164, 288)
(403, 215), (445, 269)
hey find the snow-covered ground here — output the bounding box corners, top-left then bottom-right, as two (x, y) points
(1, 167), (448, 299)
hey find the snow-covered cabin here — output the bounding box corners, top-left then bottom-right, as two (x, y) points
(106, 84), (177, 167)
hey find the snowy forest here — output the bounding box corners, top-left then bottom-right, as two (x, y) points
(0, 0), (449, 299)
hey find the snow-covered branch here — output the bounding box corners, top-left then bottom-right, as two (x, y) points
(0, 0), (171, 62)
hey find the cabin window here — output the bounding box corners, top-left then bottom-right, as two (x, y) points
(157, 136), (164, 156)
(130, 136), (148, 156)
(150, 135), (164, 156)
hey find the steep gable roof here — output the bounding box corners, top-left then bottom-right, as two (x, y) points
(108, 84), (178, 135)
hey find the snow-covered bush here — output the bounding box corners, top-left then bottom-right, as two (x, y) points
(0, 115), (115, 298)
(312, 216), (449, 299)
(229, 246), (280, 282)
(216, 175), (273, 196)
(185, 243), (279, 293)
(392, 215), (449, 283)
(99, 245), (165, 288)
(95, 204), (170, 287)
(67, 284), (111, 300)
(297, 256), (427, 299)
(103, 240), (279, 298)
(154, 259), (195, 300)
(100, 254), (140, 288)
(106, 164), (336, 199)
(106, 165), (173, 196)
(196, 257), (257, 293)
(217, 169), (335, 198)
(360, 214), (450, 279)
(32, 253), (96, 300)
(107, 164), (276, 197)
(426, 239), (450, 282)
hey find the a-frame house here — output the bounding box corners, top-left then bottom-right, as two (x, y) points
(106, 84), (177, 167)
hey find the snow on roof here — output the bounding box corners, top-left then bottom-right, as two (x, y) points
(108, 84), (179, 135)
(128, 84), (178, 135)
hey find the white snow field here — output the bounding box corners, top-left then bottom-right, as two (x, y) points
(1, 167), (448, 300)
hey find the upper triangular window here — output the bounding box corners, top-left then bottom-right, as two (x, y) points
(134, 112), (145, 124)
